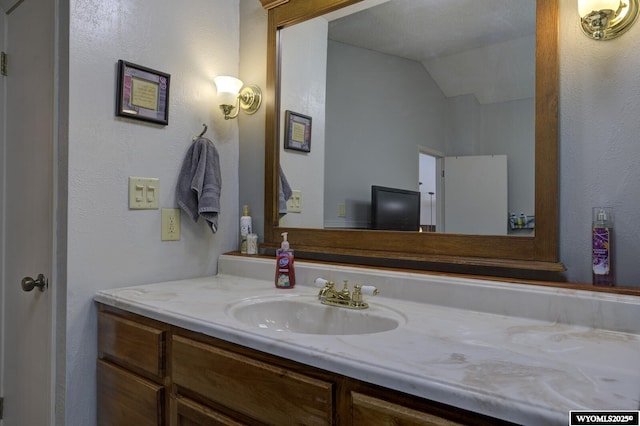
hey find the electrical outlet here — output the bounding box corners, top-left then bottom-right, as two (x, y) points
(287, 190), (302, 213)
(161, 208), (181, 241)
(338, 204), (347, 217)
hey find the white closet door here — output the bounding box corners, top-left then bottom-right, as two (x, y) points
(443, 155), (508, 235)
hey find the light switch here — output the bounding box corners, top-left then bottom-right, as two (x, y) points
(147, 186), (156, 202)
(129, 177), (160, 209)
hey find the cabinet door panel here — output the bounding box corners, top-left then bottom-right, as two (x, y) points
(172, 335), (333, 425)
(98, 311), (166, 378)
(97, 359), (165, 426)
(352, 392), (464, 426)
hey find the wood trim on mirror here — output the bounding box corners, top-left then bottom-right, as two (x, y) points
(259, 0), (290, 10)
(263, 0), (564, 275)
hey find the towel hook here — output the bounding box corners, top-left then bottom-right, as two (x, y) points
(193, 123), (208, 141)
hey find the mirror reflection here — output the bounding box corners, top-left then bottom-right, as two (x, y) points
(278, 0), (536, 236)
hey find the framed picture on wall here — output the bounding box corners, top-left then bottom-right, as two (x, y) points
(283, 110), (312, 152)
(116, 60), (170, 125)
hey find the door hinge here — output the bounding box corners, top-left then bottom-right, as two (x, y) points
(0, 396), (4, 419)
(1, 52), (7, 76)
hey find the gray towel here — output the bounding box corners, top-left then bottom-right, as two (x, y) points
(279, 166), (293, 217)
(177, 137), (221, 233)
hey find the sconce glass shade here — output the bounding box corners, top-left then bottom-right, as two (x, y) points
(578, 0), (639, 40)
(214, 76), (244, 106)
(214, 75), (262, 120)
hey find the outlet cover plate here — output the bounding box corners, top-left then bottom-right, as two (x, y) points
(161, 208), (181, 241)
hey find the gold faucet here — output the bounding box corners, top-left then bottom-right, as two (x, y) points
(317, 279), (378, 309)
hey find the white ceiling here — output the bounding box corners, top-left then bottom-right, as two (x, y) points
(325, 0), (537, 103)
(327, 0), (537, 61)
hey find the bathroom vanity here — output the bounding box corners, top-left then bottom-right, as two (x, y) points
(97, 304), (510, 425)
(95, 254), (640, 425)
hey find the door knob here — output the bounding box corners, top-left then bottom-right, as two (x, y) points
(21, 274), (47, 292)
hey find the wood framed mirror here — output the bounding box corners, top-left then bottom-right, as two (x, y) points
(261, 0), (564, 275)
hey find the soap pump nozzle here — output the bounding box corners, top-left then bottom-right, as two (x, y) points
(280, 232), (289, 251)
(596, 208), (607, 222)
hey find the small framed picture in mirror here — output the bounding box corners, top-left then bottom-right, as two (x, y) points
(284, 110), (312, 152)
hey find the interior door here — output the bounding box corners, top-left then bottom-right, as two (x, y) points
(443, 155), (508, 235)
(1, 0), (56, 423)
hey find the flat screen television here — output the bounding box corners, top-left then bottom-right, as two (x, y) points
(371, 185), (420, 231)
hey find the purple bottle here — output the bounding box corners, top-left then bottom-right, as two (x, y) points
(592, 207), (614, 287)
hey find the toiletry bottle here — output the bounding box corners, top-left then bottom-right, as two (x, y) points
(518, 212), (526, 229)
(275, 232), (296, 289)
(240, 205), (252, 254)
(247, 233), (258, 255)
(592, 207), (614, 287)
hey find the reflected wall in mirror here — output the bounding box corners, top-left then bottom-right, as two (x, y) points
(263, 0), (561, 272)
(278, 0), (535, 236)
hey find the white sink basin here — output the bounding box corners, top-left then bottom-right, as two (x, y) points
(226, 295), (405, 335)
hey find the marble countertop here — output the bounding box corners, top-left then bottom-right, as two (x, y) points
(95, 257), (640, 425)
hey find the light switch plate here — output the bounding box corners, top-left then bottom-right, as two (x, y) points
(129, 177), (159, 209)
(287, 190), (302, 213)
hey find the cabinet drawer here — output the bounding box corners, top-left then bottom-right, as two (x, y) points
(98, 311), (166, 378)
(172, 335), (334, 425)
(173, 395), (245, 426)
(97, 359), (165, 426)
(352, 392), (464, 426)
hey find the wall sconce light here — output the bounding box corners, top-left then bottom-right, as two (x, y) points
(214, 76), (262, 120)
(579, 0), (639, 40)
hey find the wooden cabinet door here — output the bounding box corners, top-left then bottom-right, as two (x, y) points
(98, 311), (167, 378)
(351, 392), (465, 426)
(97, 360), (165, 426)
(172, 396), (245, 426)
(172, 335), (334, 425)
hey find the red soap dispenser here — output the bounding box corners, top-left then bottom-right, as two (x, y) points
(275, 232), (296, 289)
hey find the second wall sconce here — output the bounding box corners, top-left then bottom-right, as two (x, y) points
(578, 0), (639, 40)
(214, 76), (262, 120)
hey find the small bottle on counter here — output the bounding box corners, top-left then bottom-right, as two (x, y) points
(592, 207), (614, 287)
(240, 205), (252, 254)
(275, 232), (296, 289)
(247, 233), (258, 255)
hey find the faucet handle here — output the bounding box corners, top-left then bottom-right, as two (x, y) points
(352, 284), (378, 307)
(316, 278), (335, 300)
(359, 285), (379, 296)
(314, 277), (329, 287)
